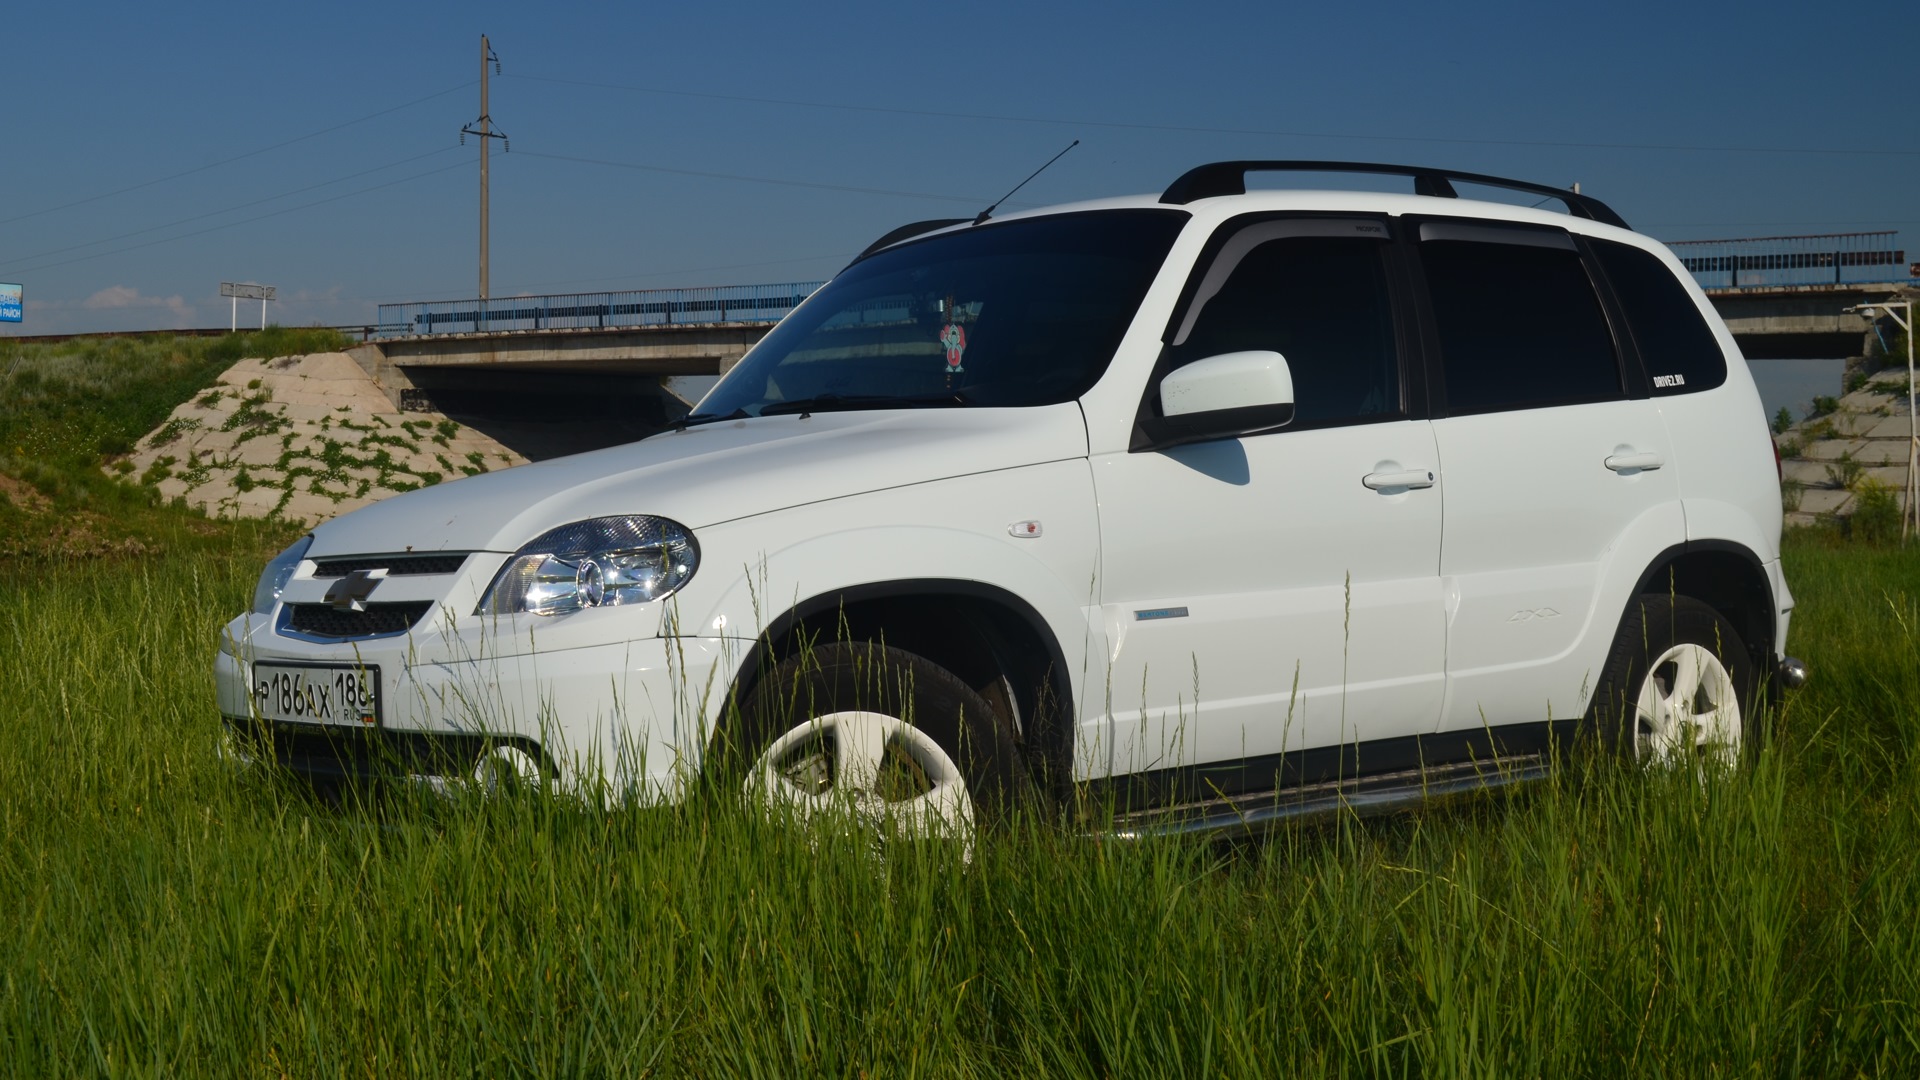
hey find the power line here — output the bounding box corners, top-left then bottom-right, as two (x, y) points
(505, 72), (1920, 159)
(514, 149), (988, 204)
(5, 147), (463, 266)
(1647, 219), (1920, 229)
(0, 160), (468, 277)
(0, 82), (474, 229)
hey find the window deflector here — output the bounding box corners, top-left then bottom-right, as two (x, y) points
(1169, 218), (1392, 348)
(1417, 220), (1575, 250)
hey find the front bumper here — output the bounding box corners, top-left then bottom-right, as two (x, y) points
(216, 613), (743, 802)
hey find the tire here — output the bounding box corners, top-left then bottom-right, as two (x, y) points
(718, 642), (1035, 833)
(1586, 594), (1759, 769)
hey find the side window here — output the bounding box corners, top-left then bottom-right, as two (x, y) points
(1167, 231), (1400, 427)
(1419, 226), (1623, 414)
(1591, 238), (1728, 395)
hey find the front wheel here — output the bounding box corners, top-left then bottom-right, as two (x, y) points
(1588, 594), (1758, 769)
(721, 642), (1035, 842)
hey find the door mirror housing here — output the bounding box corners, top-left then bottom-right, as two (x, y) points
(1134, 350), (1296, 451)
(1159, 350), (1295, 419)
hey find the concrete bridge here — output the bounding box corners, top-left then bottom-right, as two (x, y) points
(1670, 232), (1916, 360)
(1704, 282), (1914, 360)
(350, 283), (820, 412)
(348, 233), (1916, 441)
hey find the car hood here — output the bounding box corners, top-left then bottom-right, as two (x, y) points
(307, 403), (1089, 556)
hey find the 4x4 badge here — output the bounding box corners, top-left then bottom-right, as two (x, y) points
(323, 568), (389, 612)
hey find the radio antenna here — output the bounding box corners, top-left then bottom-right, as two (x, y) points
(973, 139), (1079, 225)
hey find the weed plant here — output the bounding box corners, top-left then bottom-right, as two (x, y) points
(0, 533), (1917, 1074)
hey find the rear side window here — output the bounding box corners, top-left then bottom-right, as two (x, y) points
(1591, 239), (1728, 395)
(1420, 227), (1623, 415)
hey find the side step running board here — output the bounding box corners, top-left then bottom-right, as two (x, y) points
(1103, 754), (1553, 840)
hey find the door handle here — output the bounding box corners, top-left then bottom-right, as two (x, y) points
(1362, 468), (1436, 491)
(1604, 451), (1665, 473)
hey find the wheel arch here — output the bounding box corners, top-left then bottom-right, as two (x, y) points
(1625, 539), (1776, 674)
(717, 578), (1077, 793)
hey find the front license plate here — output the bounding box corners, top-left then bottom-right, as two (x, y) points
(252, 663), (381, 726)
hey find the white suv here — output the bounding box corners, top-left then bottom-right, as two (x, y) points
(216, 161), (1802, 834)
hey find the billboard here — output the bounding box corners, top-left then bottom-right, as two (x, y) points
(0, 283), (20, 323)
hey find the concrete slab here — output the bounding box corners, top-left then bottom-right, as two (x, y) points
(1781, 460), (1830, 486)
(232, 438), (287, 468)
(279, 491), (343, 525)
(1797, 488), (1853, 516)
(1849, 440), (1909, 465)
(1803, 439), (1868, 461)
(1864, 415), (1919, 439)
(231, 488), (285, 516)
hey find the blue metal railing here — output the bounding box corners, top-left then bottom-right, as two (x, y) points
(1670, 232), (1908, 289)
(375, 282), (826, 338)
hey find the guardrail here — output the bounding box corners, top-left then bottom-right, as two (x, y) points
(375, 282), (826, 339)
(1671, 232), (1908, 289)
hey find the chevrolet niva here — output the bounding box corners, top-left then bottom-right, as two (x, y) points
(217, 161), (1805, 836)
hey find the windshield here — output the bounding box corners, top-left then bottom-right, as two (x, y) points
(694, 209), (1187, 418)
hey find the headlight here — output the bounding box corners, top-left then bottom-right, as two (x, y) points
(251, 535), (312, 614)
(478, 516), (698, 617)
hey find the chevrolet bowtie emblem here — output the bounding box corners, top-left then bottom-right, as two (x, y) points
(323, 568), (389, 612)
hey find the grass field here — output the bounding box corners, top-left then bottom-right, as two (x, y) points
(5, 337), (1920, 1074)
(0, 532), (1916, 1076)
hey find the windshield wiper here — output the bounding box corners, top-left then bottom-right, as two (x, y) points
(758, 392), (970, 417)
(668, 407), (748, 431)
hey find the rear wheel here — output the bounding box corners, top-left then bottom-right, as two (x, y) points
(723, 642), (1035, 842)
(1588, 594), (1758, 769)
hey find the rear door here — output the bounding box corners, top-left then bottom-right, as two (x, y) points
(1411, 219), (1684, 735)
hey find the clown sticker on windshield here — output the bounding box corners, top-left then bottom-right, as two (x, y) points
(938, 294), (970, 375)
(939, 322), (967, 373)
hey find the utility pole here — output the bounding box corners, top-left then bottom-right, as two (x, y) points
(461, 35), (507, 301)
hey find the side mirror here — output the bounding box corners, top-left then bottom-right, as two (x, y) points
(1134, 350), (1296, 451)
(1160, 350), (1294, 417)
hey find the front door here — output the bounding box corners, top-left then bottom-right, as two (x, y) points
(1091, 217), (1447, 796)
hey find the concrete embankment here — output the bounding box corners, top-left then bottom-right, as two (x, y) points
(120, 352), (526, 526)
(1776, 365), (1915, 527)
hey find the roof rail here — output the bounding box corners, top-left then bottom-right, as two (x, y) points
(1159, 161), (1630, 230)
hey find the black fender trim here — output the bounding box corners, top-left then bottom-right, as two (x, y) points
(716, 578), (1076, 771)
(1620, 538), (1778, 663)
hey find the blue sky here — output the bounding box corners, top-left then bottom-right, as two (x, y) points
(2, 0), (1914, 334)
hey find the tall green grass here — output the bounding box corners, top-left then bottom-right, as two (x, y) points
(1, 534), (1917, 1075)
(0, 328), (350, 467)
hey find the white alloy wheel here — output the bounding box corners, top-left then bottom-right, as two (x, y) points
(748, 710), (977, 847)
(474, 744), (543, 793)
(1632, 642), (1742, 768)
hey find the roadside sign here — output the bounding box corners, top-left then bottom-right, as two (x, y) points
(0, 283), (21, 323)
(220, 281), (277, 330)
